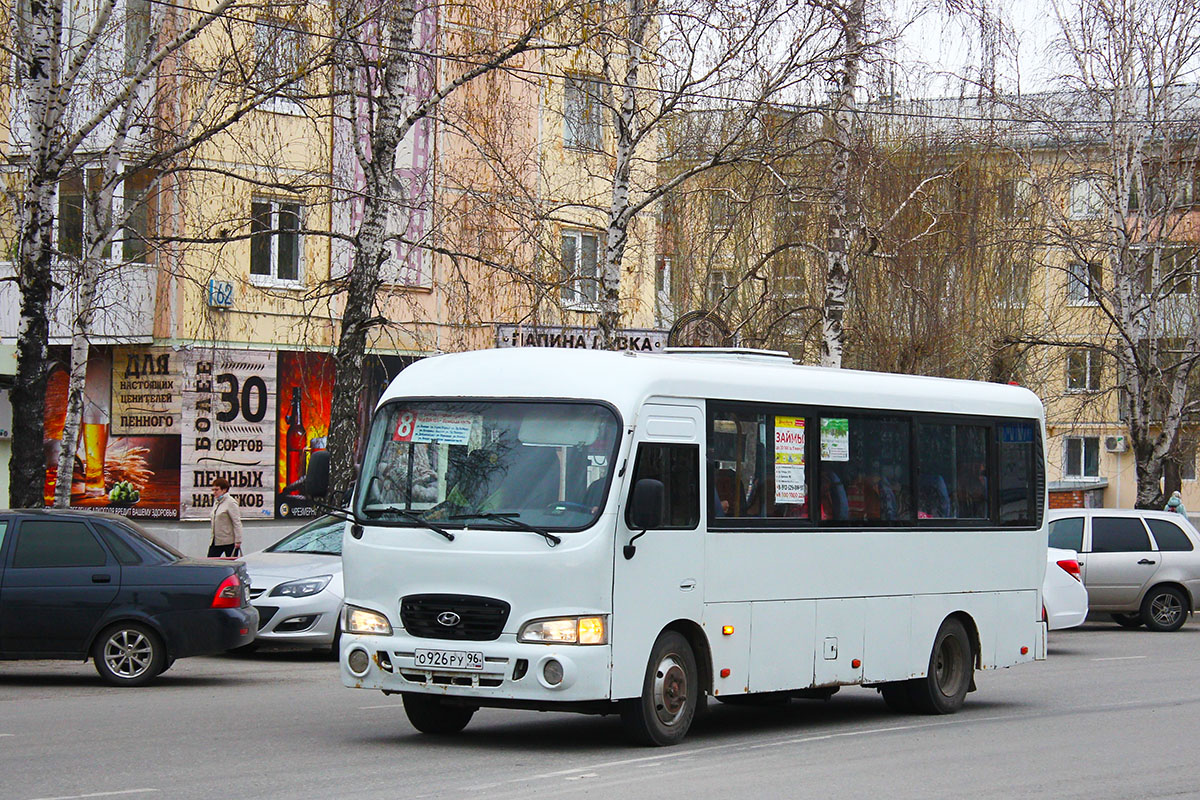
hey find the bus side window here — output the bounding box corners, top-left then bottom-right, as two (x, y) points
(626, 444), (700, 530)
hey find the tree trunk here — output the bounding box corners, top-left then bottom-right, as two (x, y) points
(327, 0), (418, 500)
(11, 0), (68, 507)
(597, 0), (651, 349)
(11, 189), (57, 508)
(820, 0), (863, 370)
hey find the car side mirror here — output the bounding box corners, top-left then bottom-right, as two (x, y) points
(624, 479), (664, 560)
(629, 478), (665, 530)
(305, 450), (330, 499)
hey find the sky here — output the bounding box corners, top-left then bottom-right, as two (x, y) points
(891, 0), (1062, 98)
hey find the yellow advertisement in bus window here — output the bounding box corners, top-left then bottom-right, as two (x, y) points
(774, 416), (806, 503)
(773, 416), (805, 465)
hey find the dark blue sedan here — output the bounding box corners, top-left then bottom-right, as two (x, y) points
(0, 510), (257, 686)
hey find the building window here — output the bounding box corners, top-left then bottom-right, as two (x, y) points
(255, 18), (307, 111)
(250, 199), (301, 283)
(124, 0), (150, 73)
(1139, 245), (1195, 296)
(1064, 436), (1100, 478)
(655, 256), (671, 295)
(561, 229), (600, 306)
(57, 170), (153, 264)
(1179, 437), (1197, 482)
(706, 270), (731, 307)
(709, 191), (736, 230)
(1067, 261), (1100, 304)
(1068, 177), (1104, 219)
(564, 74), (602, 151)
(1066, 348), (1103, 392)
(1001, 259), (1029, 307)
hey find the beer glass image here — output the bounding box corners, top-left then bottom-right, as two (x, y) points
(82, 405), (109, 496)
(82, 356), (113, 497)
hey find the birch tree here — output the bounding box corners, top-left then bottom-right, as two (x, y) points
(323, 0), (586, 498)
(819, 0), (865, 368)
(1010, 0), (1200, 508)
(550, 0), (845, 347)
(3, 0), (254, 507)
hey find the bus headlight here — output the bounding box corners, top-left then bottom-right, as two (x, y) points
(344, 605), (393, 635)
(518, 615), (607, 645)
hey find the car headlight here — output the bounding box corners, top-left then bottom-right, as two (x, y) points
(269, 575), (332, 598)
(518, 615), (607, 645)
(343, 605), (393, 636)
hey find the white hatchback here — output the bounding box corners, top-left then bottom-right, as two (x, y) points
(1044, 547), (1088, 630)
(1048, 509), (1200, 632)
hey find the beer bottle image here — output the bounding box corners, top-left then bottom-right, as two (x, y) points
(285, 387), (307, 493)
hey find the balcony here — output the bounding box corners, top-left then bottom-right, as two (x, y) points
(0, 260), (158, 344)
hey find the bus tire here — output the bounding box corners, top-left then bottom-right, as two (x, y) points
(879, 682), (915, 713)
(909, 617), (973, 715)
(402, 693), (475, 735)
(620, 631), (698, 746)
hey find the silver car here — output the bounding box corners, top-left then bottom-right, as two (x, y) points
(1048, 508), (1200, 632)
(240, 515), (345, 652)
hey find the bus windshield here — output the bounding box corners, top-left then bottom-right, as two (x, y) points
(357, 401), (621, 531)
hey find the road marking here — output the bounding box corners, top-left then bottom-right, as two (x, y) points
(27, 791), (158, 800)
(0, 733), (14, 737)
(359, 704), (402, 709)
(1091, 656), (1148, 662)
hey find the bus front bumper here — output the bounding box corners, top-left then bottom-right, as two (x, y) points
(339, 633), (614, 705)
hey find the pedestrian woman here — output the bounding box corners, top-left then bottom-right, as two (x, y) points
(1165, 490), (1189, 518)
(208, 477), (243, 557)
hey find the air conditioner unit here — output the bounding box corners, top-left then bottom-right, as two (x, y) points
(1104, 435), (1128, 453)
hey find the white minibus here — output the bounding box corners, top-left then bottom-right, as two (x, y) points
(332, 347), (1047, 745)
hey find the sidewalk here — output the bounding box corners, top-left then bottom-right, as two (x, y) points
(139, 517), (301, 559)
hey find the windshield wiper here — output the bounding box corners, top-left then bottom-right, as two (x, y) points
(448, 512), (561, 547)
(365, 506), (455, 542)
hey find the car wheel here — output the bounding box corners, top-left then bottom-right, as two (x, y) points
(1111, 613), (1143, 629)
(908, 617), (974, 714)
(620, 631), (699, 746)
(1140, 586), (1189, 632)
(92, 623), (167, 687)
(402, 693), (476, 735)
(327, 621), (342, 661)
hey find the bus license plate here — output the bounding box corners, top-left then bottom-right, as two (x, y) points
(414, 648), (485, 671)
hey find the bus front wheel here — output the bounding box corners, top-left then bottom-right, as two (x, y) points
(402, 693), (476, 735)
(621, 631), (699, 746)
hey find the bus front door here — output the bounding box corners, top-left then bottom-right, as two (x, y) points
(610, 403), (706, 703)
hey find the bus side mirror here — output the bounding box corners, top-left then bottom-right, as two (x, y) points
(628, 478), (664, 531)
(305, 450), (330, 499)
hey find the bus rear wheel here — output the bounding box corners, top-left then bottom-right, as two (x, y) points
(621, 631), (699, 746)
(909, 617), (973, 714)
(402, 693), (476, 735)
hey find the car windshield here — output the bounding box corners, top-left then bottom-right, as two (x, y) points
(267, 516), (345, 555)
(357, 401), (621, 531)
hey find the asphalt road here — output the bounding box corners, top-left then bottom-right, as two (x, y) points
(2, 618), (1198, 800)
